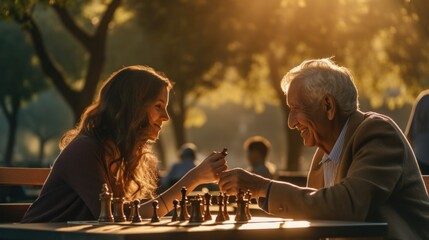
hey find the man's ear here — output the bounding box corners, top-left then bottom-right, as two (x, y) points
(323, 95), (336, 120)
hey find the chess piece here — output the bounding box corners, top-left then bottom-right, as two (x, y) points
(127, 201), (135, 221)
(112, 197), (126, 222)
(223, 192), (230, 220)
(179, 187), (190, 221)
(151, 200), (160, 222)
(98, 183), (114, 222)
(245, 190), (252, 220)
(132, 199), (142, 223)
(204, 192), (212, 221)
(171, 199), (179, 221)
(189, 195), (204, 223)
(235, 190), (249, 222)
(215, 192), (226, 222)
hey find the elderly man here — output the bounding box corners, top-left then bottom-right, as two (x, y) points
(219, 58), (429, 239)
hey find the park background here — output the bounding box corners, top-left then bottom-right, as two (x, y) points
(0, 0), (428, 175)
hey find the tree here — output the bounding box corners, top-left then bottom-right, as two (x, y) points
(133, 0), (429, 170)
(132, 1), (237, 148)
(0, 22), (47, 166)
(20, 90), (74, 166)
(390, 0), (429, 96)
(0, 0), (121, 123)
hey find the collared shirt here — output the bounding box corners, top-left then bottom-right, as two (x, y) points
(319, 119), (349, 187)
(260, 119), (350, 211)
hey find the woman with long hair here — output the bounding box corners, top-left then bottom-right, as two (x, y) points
(22, 65), (227, 222)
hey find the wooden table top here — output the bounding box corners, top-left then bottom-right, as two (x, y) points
(0, 216), (387, 240)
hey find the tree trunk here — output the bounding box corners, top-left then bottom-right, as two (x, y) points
(2, 95), (20, 167)
(267, 53), (303, 171)
(23, 0), (121, 124)
(168, 87), (187, 149)
(38, 138), (46, 167)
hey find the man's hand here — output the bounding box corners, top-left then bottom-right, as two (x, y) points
(218, 168), (271, 198)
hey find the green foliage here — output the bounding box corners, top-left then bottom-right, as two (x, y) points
(0, 22), (47, 104)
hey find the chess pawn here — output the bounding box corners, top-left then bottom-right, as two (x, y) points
(112, 197), (126, 222)
(245, 190), (252, 220)
(171, 199), (179, 221)
(98, 183), (114, 222)
(204, 192), (212, 221)
(189, 196), (204, 223)
(235, 190), (249, 222)
(223, 192), (230, 220)
(132, 199), (142, 223)
(151, 200), (160, 222)
(215, 192), (226, 222)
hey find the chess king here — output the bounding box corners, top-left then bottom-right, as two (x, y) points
(22, 65), (228, 223)
(218, 58), (429, 239)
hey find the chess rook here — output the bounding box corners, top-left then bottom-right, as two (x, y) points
(189, 195), (204, 223)
(112, 197), (126, 222)
(98, 183), (114, 222)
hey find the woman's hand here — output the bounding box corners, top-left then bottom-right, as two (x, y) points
(190, 151), (228, 184)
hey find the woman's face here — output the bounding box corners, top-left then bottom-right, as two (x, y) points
(147, 87), (170, 140)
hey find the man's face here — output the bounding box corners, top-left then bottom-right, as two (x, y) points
(286, 79), (332, 151)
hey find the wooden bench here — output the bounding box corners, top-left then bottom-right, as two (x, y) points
(0, 167), (50, 223)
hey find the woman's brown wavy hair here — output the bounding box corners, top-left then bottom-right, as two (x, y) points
(59, 65), (172, 200)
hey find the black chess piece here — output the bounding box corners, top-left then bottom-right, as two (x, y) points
(204, 192), (212, 221)
(235, 190), (249, 222)
(151, 200), (160, 222)
(171, 199), (179, 221)
(127, 201), (135, 221)
(98, 183), (114, 222)
(223, 192), (230, 220)
(112, 197), (126, 222)
(179, 187), (190, 221)
(215, 192), (226, 222)
(245, 190), (252, 220)
(132, 199), (142, 223)
(189, 195), (204, 223)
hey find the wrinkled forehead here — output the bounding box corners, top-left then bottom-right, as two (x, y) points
(286, 79), (303, 105)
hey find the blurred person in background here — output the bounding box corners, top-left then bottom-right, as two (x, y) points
(160, 143), (198, 191)
(243, 136), (277, 179)
(405, 89), (429, 175)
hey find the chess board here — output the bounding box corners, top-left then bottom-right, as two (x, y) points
(68, 216), (289, 227)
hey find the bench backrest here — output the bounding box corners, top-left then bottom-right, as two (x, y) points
(0, 167), (50, 223)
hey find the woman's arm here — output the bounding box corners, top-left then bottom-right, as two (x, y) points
(139, 151), (227, 218)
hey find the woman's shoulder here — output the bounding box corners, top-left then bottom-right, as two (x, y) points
(55, 134), (104, 166)
(66, 134), (102, 151)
